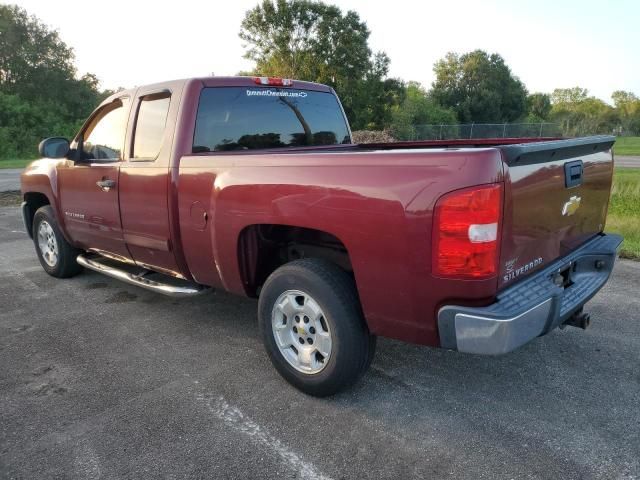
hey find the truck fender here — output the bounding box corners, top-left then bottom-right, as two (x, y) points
(20, 160), (72, 243)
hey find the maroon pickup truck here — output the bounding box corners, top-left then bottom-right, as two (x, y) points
(21, 76), (622, 396)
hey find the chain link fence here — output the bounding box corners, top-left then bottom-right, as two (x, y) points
(400, 123), (562, 141)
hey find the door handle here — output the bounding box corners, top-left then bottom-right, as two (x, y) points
(96, 179), (116, 191)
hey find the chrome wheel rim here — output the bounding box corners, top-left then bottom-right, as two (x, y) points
(271, 290), (332, 374)
(37, 221), (59, 267)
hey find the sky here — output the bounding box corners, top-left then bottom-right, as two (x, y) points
(13, 0), (640, 103)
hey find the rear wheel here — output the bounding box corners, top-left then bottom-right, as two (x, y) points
(258, 258), (375, 397)
(32, 206), (83, 278)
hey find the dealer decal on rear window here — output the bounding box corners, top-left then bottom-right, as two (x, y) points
(246, 89), (308, 98)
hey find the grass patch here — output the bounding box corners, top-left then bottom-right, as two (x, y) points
(0, 158), (33, 169)
(614, 137), (640, 156)
(606, 168), (640, 259)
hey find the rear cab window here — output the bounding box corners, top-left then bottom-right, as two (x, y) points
(192, 87), (351, 153)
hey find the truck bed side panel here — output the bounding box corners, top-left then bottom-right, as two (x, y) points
(178, 149), (504, 346)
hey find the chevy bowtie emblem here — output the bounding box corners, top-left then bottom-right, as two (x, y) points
(562, 195), (581, 216)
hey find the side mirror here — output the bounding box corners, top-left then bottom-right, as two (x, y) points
(38, 137), (70, 159)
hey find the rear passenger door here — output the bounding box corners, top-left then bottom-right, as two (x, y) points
(119, 86), (183, 277)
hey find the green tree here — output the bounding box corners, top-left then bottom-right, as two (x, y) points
(0, 4), (74, 93)
(526, 93), (552, 120)
(345, 52), (406, 130)
(431, 50), (528, 123)
(390, 82), (457, 140)
(240, 0), (371, 80)
(239, 0), (402, 130)
(612, 91), (638, 113)
(0, 4), (103, 158)
(612, 90), (640, 135)
(550, 87), (619, 136)
(551, 87), (589, 106)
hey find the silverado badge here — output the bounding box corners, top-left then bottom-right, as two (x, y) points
(562, 195), (581, 216)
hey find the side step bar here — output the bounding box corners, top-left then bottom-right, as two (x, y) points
(76, 254), (210, 297)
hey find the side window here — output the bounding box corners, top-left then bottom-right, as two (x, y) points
(82, 98), (128, 161)
(132, 93), (171, 160)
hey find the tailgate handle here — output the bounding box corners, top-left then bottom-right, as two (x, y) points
(564, 160), (583, 188)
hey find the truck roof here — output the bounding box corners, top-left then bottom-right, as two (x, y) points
(104, 76), (334, 104)
(197, 76), (334, 93)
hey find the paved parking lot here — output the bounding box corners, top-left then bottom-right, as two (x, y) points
(1, 204), (639, 479)
(0, 169), (22, 192)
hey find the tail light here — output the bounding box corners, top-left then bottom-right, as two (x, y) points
(432, 183), (503, 279)
(254, 77), (293, 87)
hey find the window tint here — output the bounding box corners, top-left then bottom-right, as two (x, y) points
(193, 87), (351, 152)
(133, 94), (171, 160)
(82, 99), (128, 161)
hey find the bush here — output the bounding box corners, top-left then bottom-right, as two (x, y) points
(0, 92), (85, 159)
(389, 82), (458, 140)
(351, 130), (396, 144)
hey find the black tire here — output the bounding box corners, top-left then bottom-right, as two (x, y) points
(32, 205), (83, 278)
(258, 258), (376, 397)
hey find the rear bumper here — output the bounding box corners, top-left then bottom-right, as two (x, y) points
(438, 233), (623, 355)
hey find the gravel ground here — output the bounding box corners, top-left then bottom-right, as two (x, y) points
(1, 205), (639, 479)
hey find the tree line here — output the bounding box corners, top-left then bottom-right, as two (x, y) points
(0, 5), (111, 159)
(1, 1), (639, 159)
(240, 0), (640, 140)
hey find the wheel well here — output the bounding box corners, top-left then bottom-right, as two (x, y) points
(23, 192), (50, 238)
(237, 225), (352, 297)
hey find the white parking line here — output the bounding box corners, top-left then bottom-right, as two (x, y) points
(72, 441), (102, 479)
(196, 392), (333, 480)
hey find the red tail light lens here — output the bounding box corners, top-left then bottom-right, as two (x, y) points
(432, 183), (503, 279)
(253, 77), (293, 87)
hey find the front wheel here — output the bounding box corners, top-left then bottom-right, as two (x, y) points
(258, 258), (376, 397)
(32, 205), (83, 278)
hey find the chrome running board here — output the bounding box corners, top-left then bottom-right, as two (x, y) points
(76, 254), (210, 297)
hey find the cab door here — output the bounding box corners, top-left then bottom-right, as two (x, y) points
(58, 96), (132, 261)
(119, 85), (184, 277)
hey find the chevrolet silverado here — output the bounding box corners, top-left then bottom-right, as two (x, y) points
(21, 76), (622, 396)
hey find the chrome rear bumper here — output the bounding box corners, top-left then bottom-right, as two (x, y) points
(438, 233), (623, 355)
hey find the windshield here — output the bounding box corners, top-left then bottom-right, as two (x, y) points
(193, 87), (351, 152)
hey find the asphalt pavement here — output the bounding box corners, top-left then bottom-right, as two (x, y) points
(0, 169), (22, 192)
(615, 155), (640, 168)
(1, 204), (639, 479)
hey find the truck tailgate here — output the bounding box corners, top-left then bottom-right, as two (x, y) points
(497, 136), (615, 290)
